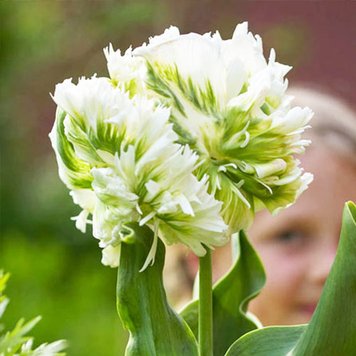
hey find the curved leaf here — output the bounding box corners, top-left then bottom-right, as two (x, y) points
(116, 223), (198, 356)
(226, 201), (356, 355)
(180, 231), (266, 355)
(225, 325), (306, 355)
(293, 201), (356, 355)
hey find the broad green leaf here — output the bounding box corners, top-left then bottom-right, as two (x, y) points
(225, 325), (306, 355)
(226, 201), (356, 356)
(116, 223), (198, 356)
(293, 200), (356, 355)
(180, 231), (266, 355)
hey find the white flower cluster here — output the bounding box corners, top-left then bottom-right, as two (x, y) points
(50, 22), (312, 268)
(107, 22), (313, 231)
(50, 77), (227, 268)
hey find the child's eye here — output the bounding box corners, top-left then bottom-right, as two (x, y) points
(275, 230), (306, 245)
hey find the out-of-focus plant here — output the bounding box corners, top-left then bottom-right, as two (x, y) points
(0, 271), (66, 356)
(1, 233), (128, 356)
(0, 2), (168, 354)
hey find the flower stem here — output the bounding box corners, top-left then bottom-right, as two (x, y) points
(199, 248), (213, 356)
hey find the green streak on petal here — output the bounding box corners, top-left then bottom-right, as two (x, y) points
(147, 61), (220, 118)
(67, 113), (126, 162)
(146, 62), (186, 115)
(92, 119), (126, 155)
(64, 116), (103, 164)
(50, 108), (93, 189)
(170, 114), (197, 146)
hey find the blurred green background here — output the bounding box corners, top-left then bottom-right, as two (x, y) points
(1, 1), (355, 355)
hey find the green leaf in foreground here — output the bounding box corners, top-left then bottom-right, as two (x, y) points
(180, 231), (266, 355)
(116, 224), (198, 356)
(226, 201), (356, 356)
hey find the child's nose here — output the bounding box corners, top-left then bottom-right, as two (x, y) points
(310, 237), (338, 286)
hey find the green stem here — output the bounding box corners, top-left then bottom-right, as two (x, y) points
(199, 248), (213, 356)
(116, 223), (198, 355)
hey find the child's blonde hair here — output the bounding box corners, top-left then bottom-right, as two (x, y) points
(289, 86), (356, 163)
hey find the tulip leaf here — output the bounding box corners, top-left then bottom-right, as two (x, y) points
(226, 201), (356, 355)
(180, 230), (266, 355)
(225, 325), (307, 355)
(116, 223), (198, 356)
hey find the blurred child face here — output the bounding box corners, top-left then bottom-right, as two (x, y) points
(247, 145), (356, 325)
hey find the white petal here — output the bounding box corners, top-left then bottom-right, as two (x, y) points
(139, 222), (159, 272)
(135, 33), (226, 100)
(101, 244), (121, 267)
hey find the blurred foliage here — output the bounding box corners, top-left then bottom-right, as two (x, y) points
(0, 0), (170, 239)
(1, 232), (126, 355)
(0, 1), (170, 355)
(0, 271), (67, 355)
